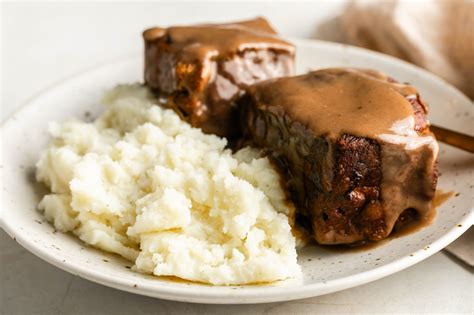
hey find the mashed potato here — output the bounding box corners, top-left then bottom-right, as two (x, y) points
(36, 85), (301, 285)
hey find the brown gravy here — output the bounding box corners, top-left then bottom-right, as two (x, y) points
(313, 189), (454, 253)
(143, 17), (294, 62)
(248, 68), (417, 139)
(391, 189), (453, 238)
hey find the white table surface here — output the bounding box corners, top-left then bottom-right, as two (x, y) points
(1, 2), (473, 314)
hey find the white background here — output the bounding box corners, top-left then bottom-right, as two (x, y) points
(1, 2), (473, 314)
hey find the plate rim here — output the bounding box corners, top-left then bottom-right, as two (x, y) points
(1, 38), (473, 304)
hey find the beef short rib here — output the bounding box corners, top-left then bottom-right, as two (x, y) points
(143, 17), (295, 139)
(240, 68), (439, 244)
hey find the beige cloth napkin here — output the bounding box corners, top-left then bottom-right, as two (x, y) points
(339, 0), (474, 266)
(446, 227), (474, 266)
(341, 0), (474, 99)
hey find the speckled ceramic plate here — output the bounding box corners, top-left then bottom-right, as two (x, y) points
(1, 39), (473, 304)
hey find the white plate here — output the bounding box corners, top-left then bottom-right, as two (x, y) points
(1, 38), (473, 304)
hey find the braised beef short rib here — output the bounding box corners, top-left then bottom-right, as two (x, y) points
(239, 68), (439, 244)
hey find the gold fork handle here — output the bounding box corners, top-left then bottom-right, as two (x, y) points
(431, 125), (474, 153)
